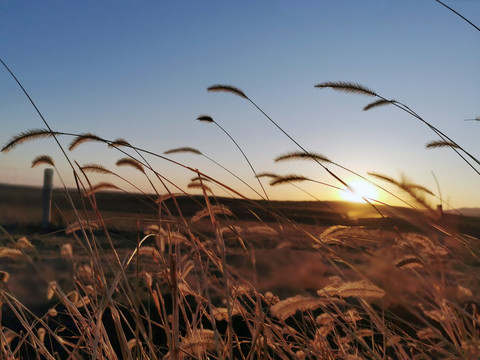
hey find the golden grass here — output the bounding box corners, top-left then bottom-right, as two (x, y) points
(1, 179), (478, 358)
(270, 295), (326, 321)
(318, 280), (385, 299)
(1, 44), (480, 358)
(191, 205), (233, 223)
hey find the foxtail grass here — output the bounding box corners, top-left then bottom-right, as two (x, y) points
(1, 52), (479, 360)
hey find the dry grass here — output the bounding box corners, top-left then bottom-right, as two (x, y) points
(1, 130), (478, 359)
(1, 29), (480, 357)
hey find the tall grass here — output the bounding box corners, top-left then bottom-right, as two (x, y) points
(1, 86), (479, 360)
(1, 4), (479, 357)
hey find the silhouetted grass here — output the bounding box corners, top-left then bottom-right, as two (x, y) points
(1, 6), (480, 354)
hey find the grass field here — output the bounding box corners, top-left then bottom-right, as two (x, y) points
(0, 12), (479, 353)
(1, 179), (479, 359)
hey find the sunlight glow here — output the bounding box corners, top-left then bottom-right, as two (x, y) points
(339, 179), (379, 203)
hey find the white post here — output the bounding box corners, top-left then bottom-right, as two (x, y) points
(42, 168), (54, 229)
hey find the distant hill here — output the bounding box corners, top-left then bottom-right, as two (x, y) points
(1, 183), (479, 236)
(447, 208), (480, 218)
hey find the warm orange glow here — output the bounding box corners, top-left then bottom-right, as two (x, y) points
(339, 179), (379, 203)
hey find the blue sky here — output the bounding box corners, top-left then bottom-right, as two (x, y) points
(1, 0), (479, 208)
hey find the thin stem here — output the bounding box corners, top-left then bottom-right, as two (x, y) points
(201, 153), (266, 199)
(245, 96), (385, 216)
(213, 120), (270, 200)
(388, 98), (480, 175)
(247, 98), (352, 191)
(0, 59), (76, 172)
(434, 0), (480, 32)
(431, 171), (443, 206)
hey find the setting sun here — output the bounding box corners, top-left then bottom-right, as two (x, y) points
(339, 179), (379, 203)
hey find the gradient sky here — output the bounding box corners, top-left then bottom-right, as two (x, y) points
(1, 0), (479, 209)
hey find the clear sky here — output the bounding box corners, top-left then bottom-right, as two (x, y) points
(1, 0), (479, 209)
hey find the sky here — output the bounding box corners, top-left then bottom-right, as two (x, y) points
(1, 0), (479, 209)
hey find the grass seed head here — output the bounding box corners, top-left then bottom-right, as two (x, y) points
(180, 328), (218, 357)
(315, 81), (377, 97)
(1, 128), (58, 153)
(255, 172), (279, 179)
(0, 247), (25, 259)
(197, 114), (214, 123)
(16, 236), (34, 249)
(81, 164), (114, 175)
(116, 157), (145, 173)
(395, 256), (425, 269)
(108, 138), (131, 148)
(61, 243), (73, 259)
(84, 182), (121, 196)
(318, 280), (385, 299)
(275, 151), (331, 163)
(270, 295), (325, 320)
(191, 205), (233, 222)
(207, 84), (248, 99)
(31, 155), (55, 168)
(426, 140), (460, 149)
(363, 99), (395, 111)
(69, 133), (104, 151)
(0, 270), (10, 283)
(270, 174), (309, 186)
(187, 182), (212, 193)
(164, 146), (202, 155)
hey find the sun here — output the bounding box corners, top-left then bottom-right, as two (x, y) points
(339, 179), (379, 203)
